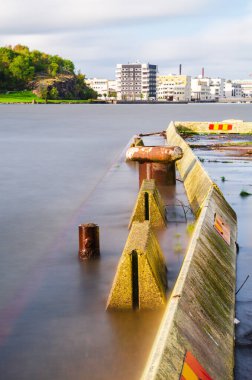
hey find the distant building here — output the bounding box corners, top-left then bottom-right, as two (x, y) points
(157, 75), (191, 101)
(233, 79), (252, 97)
(224, 81), (242, 98)
(85, 78), (117, 99)
(191, 76), (224, 101)
(209, 78), (225, 100)
(108, 80), (117, 96)
(116, 63), (157, 101)
(191, 77), (211, 101)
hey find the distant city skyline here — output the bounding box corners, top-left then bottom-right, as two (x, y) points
(1, 0), (252, 80)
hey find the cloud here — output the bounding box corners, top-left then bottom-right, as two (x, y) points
(0, 0), (208, 34)
(139, 11), (252, 77)
(1, 0), (251, 78)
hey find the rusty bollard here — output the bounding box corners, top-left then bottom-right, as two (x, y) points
(78, 223), (100, 261)
(126, 146), (183, 187)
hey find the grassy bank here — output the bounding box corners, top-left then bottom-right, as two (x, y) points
(0, 91), (43, 103)
(0, 91), (95, 104)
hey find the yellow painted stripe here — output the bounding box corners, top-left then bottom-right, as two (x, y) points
(182, 362), (199, 380)
(213, 124), (219, 130)
(223, 124), (228, 131)
(215, 221), (223, 233)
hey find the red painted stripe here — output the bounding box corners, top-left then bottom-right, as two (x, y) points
(218, 124), (223, 128)
(209, 124), (214, 130)
(185, 352), (213, 380)
(228, 125), (232, 130)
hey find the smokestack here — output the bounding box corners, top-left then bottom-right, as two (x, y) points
(202, 67), (205, 78)
(179, 64), (182, 75)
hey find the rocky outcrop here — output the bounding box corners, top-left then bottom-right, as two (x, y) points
(31, 74), (97, 100)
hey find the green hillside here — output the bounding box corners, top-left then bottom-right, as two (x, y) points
(0, 45), (97, 101)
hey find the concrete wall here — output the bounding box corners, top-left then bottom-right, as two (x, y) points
(142, 122), (237, 379)
(174, 120), (252, 134)
(166, 122), (215, 216)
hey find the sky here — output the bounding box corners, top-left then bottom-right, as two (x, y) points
(0, 0), (252, 80)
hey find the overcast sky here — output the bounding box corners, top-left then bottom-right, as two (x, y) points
(1, 0), (252, 79)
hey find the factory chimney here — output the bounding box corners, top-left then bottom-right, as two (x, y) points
(202, 67), (205, 78)
(179, 64), (182, 75)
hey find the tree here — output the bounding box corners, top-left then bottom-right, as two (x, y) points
(9, 55), (34, 83)
(62, 59), (75, 74)
(49, 86), (59, 99)
(0, 44), (92, 98)
(38, 83), (48, 102)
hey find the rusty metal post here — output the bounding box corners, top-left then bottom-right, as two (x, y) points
(126, 146), (183, 164)
(152, 162), (176, 185)
(78, 223), (100, 261)
(138, 162), (176, 187)
(127, 145), (182, 187)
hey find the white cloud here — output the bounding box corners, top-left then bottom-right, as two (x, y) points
(0, 0), (251, 78)
(0, 0), (208, 34)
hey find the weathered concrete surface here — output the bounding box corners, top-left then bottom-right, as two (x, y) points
(142, 187), (237, 379)
(174, 120), (252, 134)
(106, 221), (167, 310)
(129, 179), (166, 229)
(142, 122), (237, 379)
(130, 136), (144, 147)
(166, 122), (215, 215)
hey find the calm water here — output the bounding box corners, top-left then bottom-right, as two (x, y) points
(0, 104), (251, 379)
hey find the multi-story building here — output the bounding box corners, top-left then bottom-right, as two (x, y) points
(85, 78), (117, 99)
(157, 75), (191, 101)
(85, 78), (108, 98)
(191, 76), (225, 101)
(233, 79), (252, 97)
(116, 63), (157, 101)
(191, 77), (211, 101)
(224, 81), (242, 98)
(108, 80), (117, 97)
(209, 78), (225, 100)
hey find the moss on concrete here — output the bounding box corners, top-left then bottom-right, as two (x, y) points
(129, 179), (166, 229)
(142, 123), (237, 380)
(107, 221), (167, 310)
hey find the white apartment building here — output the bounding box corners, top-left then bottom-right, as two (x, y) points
(157, 75), (191, 102)
(209, 78), (225, 100)
(224, 81), (242, 98)
(116, 63), (157, 101)
(85, 78), (117, 99)
(108, 80), (117, 95)
(191, 76), (224, 101)
(191, 78), (211, 101)
(233, 80), (252, 97)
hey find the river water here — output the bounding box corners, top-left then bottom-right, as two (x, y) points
(0, 104), (251, 379)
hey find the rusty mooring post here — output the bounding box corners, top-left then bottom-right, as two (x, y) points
(139, 162), (176, 187)
(78, 223), (100, 261)
(127, 146), (183, 187)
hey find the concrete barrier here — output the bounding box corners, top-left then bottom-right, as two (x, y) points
(130, 136), (144, 147)
(142, 187), (237, 380)
(129, 179), (166, 229)
(142, 121), (237, 379)
(166, 122), (216, 215)
(174, 119), (252, 134)
(106, 221), (167, 310)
